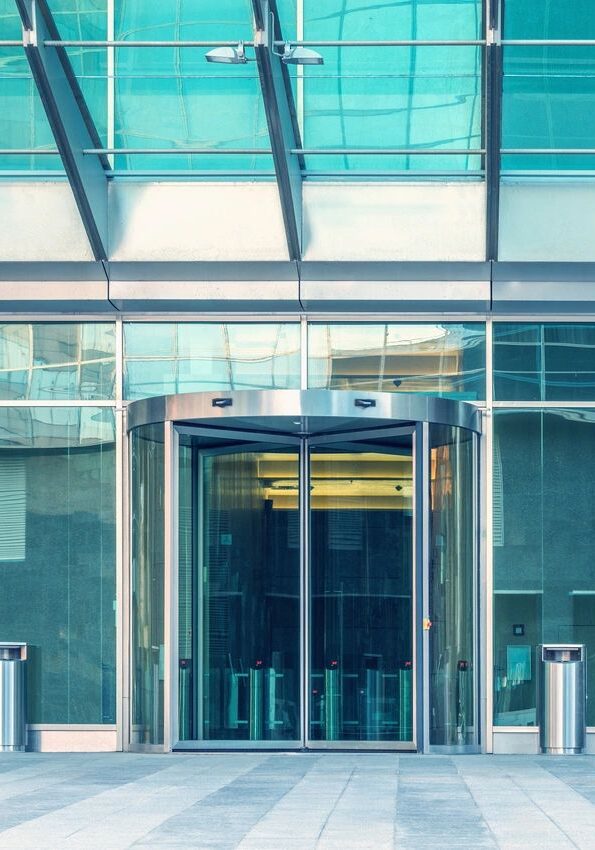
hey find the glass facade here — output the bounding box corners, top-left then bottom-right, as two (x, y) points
(502, 1), (595, 172)
(494, 323), (595, 401)
(0, 406), (116, 723)
(0, 316), (594, 750)
(4, 0), (594, 178)
(0, 0), (484, 176)
(124, 323), (301, 400)
(0, 323), (116, 401)
(308, 323), (485, 400)
(494, 409), (595, 728)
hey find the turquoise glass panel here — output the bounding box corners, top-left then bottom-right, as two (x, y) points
(0, 0), (20, 39)
(0, 407), (116, 723)
(502, 1), (595, 171)
(114, 1), (273, 173)
(0, 41), (62, 171)
(302, 1), (483, 173)
(124, 322), (301, 400)
(494, 409), (595, 727)
(504, 0), (595, 40)
(502, 49), (595, 171)
(0, 323), (116, 400)
(47, 0), (108, 145)
(308, 323), (486, 400)
(0, 1), (107, 171)
(494, 323), (595, 401)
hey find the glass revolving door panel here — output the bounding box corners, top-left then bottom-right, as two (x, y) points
(309, 435), (415, 746)
(178, 435), (301, 745)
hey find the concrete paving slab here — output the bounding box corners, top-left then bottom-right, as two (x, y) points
(0, 753), (594, 849)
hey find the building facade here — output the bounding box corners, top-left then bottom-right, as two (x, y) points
(1, 0), (595, 754)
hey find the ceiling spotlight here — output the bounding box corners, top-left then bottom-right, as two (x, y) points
(281, 42), (324, 65)
(205, 42), (248, 65)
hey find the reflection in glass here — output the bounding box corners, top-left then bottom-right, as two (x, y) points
(308, 323), (485, 400)
(494, 323), (595, 401)
(310, 444), (414, 743)
(124, 323), (301, 400)
(0, 1), (106, 172)
(0, 324), (116, 400)
(115, 1), (271, 173)
(131, 424), (165, 745)
(502, 48), (595, 172)
(429, 425), (475, 746)
(301, 1), (482, 173)
(504, 0), (595, 39)
(179, 447), (301, 742)
(494, 410), (595, 727)
(0, 407), (116, 723)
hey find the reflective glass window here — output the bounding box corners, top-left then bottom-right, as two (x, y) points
(0, 323), (116, 400)
(0, 0), (106, 172)
(502, 1), (595, 172)
(49, 1), (108, 144)
(504, 0), (595, 40)
(494, 409), (595, 727)
(114, 1), (272, 174)
(124, 323), (301, 400)
(494, 323), (595, 401)
(0, 407), (116, 723)
(308, 323), (485, 400)
(301, 1), (482, 174)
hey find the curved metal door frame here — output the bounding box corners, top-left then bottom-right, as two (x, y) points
(126, 390), (481, 753)
(126, 389), (481, 435)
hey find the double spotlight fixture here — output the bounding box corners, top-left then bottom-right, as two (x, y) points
(206, 41), (324, 66)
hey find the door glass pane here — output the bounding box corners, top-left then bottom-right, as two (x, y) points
(179, 444), (301, 743)
(429, 425), (476, 747)
(130, 423), (165, 746)
(310, 440), (414, 743)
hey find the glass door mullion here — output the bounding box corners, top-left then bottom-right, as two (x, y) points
(301, 437), (310, 748)
(416, 422), (431, 754)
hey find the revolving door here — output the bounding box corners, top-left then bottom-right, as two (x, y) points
(128, 390), (481, 752)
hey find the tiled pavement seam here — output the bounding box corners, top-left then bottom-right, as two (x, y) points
(0, 754), (267, 850)
(131, 755), (317, 850)
(234, 761), (356, 849)
(1, 754), (595, 850)
(455, 757), (595, 849)
(394, 757), (497, 850)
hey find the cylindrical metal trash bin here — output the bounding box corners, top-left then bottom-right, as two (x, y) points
(0, 643), (27, 752)
(538, 644), (585, 755)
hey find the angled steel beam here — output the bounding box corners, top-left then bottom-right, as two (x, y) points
(252, 0), (303, 261)
(15, 0), (109, 260)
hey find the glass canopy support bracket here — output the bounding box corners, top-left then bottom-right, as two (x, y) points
(15, 0), (109, 261)
(252, 1), (304, 261)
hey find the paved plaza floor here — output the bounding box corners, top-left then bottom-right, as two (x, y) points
(0, 752), (595, 849)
